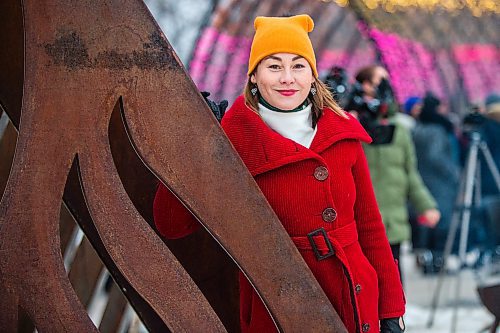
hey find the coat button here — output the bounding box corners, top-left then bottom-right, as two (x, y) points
(362, 323), (370, 332)
(314, 166), (329, 181)
(322, 208), (337, 222)
(355, 284), (362, 294)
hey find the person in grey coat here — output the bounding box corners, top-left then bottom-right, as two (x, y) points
(412, 93), (460, 273)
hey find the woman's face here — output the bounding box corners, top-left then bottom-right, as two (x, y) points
(362, 66), (388, 99)
(251, 53), (315, 111)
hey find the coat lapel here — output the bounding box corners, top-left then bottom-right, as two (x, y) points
(221, 96), (372, 176)
(309, 106), (372, 153)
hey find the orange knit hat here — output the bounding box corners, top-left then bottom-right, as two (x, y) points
(247, 15), (318, 77)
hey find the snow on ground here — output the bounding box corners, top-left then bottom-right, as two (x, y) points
(401, 242), (497, 333)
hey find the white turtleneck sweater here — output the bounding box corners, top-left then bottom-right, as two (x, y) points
(258, 103), (317, 148)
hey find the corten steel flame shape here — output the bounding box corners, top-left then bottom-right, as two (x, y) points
(0, 0), (347, 332)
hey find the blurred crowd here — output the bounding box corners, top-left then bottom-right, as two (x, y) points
(324, 64), (500, 281)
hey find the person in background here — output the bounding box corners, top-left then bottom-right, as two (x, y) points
(404, 96), (423, 119)
(154, 15), (405, 333)
(351, 65), (440, 283)
(412, 92), (460, 274)
(465, 93), (500, 264)
(479, 94), (500, 258)
(396, 96), (422, 131)
(480, 94), (500, 198)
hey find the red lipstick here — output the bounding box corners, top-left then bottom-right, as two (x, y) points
(277, 90), (297, 96)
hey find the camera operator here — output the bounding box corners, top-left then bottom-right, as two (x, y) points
(462, 94), (500, 264)
(347, 65), (440, 283)
(481, 94), (500, 257)
(350, 66), (389, 117)
(344, 66), (397, 145)
(480, 94), (500, 198)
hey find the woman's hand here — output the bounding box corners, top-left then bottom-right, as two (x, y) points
(418, 208), (441, 228)
(201, 91), (228, 123)
(380, 317), (405, 333)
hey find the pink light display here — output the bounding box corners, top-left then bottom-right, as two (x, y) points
(318, 48), (377, 82)
(368, 28), (446, 103)
(452, 44), (500, 103)
(189, 27), (250, 102)
(202, 32), (239, 99)
(189, 27), (219, 90)
(220, 37), (252, 101)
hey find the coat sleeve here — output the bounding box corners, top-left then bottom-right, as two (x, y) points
(352, 141), (406, 319)
(153, 183), (200, 239)
(401, 126), (437, 213)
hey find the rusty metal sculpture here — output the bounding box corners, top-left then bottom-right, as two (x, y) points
(0, 0), (346, 332)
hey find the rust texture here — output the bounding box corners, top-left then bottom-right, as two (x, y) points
(44, 31), (176, 71)
(0, 0), (346, 332)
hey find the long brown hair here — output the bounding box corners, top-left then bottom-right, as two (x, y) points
(243, 76), (347, 125)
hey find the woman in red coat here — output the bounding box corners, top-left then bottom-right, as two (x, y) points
(154, 14), (405, 333)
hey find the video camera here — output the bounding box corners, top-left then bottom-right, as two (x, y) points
(462, 104), (486, 135)
(325, 67), (396, 145)
(325, 66), (349, 105)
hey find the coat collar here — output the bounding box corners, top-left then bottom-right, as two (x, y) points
(221, 96), (372, 176)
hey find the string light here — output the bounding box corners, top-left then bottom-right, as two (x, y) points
(321, 0), (500, 16)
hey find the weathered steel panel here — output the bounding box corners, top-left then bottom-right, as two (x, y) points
(0, 282), (18, 333)
(0, 0), (345, 332)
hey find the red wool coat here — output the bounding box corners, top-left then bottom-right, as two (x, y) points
(153, 96), (405, 333)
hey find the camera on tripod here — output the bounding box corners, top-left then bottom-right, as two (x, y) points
(462, 104), (487, 137)
(324, 66), (396, 145)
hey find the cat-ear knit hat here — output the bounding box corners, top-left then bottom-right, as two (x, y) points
(247, 14), (318, 77)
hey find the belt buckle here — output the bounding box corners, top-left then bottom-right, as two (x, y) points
(307, 228), (335, 261)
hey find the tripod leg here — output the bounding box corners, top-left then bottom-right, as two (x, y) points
(427, 138), (480, 329)
(451, 140), (481, 333)
(426, 193), (462, 327)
